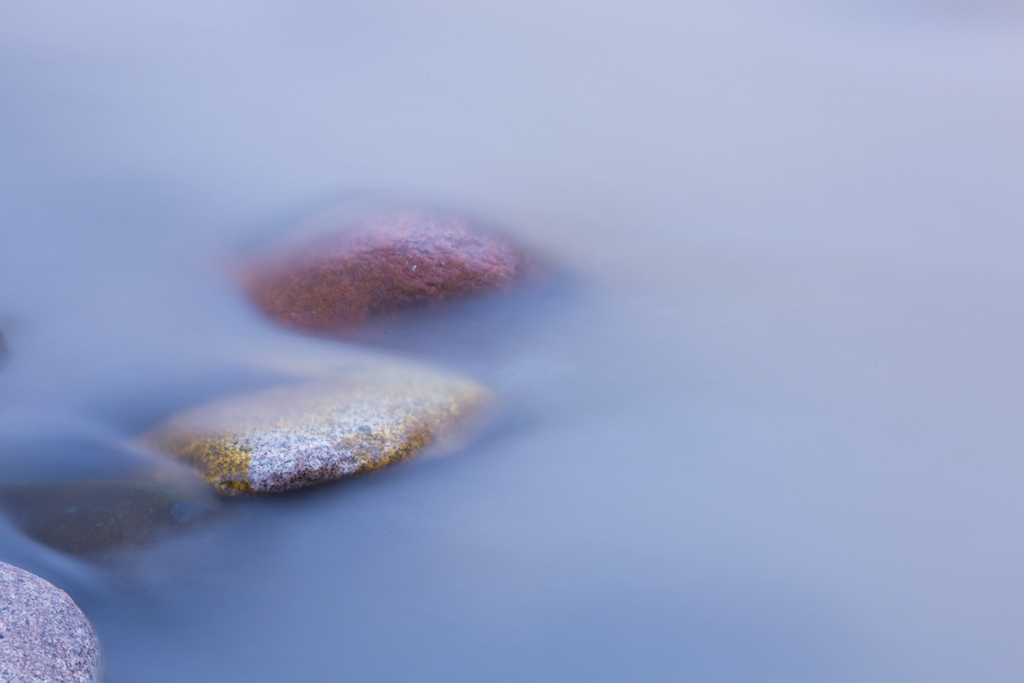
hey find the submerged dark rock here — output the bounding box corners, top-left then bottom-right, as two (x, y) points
(0, 561), (103, 682)
(0, 481), (222, 555)
(243, 210), (531, 334)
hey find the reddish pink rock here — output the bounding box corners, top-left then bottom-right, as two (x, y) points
(0, 561), (103, 682)
(244, 211), (531, 333)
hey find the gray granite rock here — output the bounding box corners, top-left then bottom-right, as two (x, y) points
(143, 364), (494, 495)
(0, 561), (102, 682)
(0, 481), (223, 556)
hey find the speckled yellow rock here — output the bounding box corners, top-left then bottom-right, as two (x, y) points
(143, 366), (492, 495)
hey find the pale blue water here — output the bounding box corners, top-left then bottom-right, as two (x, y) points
(1, 1), (1023, 681)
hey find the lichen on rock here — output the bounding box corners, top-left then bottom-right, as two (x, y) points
(142, 365), (493, 495)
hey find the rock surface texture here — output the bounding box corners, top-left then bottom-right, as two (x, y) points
(244, 211), (530, 333)
(143, 366), (492, 495)
(0, 561), (103, 683)
(0, 481), (222, 555)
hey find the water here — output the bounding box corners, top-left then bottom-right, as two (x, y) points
(1, 1), (1023, 680)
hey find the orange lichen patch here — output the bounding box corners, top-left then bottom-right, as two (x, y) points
(141, 366), (493, 495)
(243, 210), (529, 334)
(144, 433), (253, 495)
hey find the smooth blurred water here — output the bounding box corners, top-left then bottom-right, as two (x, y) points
(1, 1), (1023, 681)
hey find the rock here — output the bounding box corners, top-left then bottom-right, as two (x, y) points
(0, 481), (223, 556)
(143, 365), (493, 495)
(0, 561), (103, 682)
(243, 210), (531, 333)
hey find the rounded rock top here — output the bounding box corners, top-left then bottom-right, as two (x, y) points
(0, 561), (103, 683)
(243, 210), (531, 333)
(142, 365), (493, 495)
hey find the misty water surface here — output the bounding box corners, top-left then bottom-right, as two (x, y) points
(1, 1), (1023, 681)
